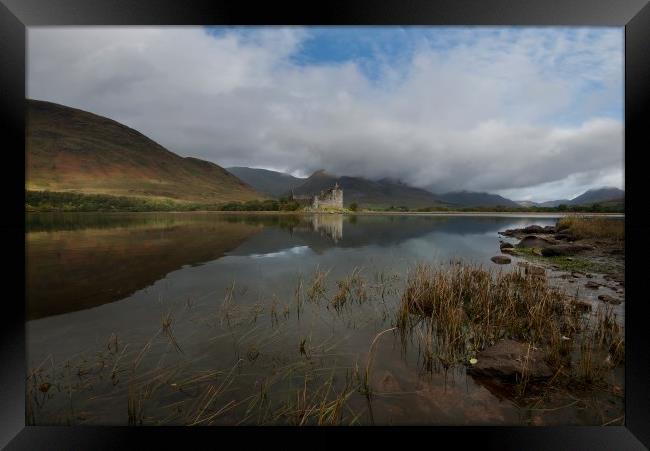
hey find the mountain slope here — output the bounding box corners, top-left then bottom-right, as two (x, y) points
(569, 187), (624, 205)
(26, 99), (264, 203)
(538, 199), (571, 208)
(226, 167), (306, 197)
(292, 170), (447, 208)
(437, 191), (520, 208)
(530, 187), (625, 208)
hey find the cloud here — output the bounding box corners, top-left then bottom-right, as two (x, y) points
(27, 26), (623, 200)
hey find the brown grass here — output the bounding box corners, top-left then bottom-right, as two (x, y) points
(557, 216), (624, 241)
(397, 263), (586, 372)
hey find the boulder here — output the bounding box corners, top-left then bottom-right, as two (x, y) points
(554, 233), (577, 241)
(540, 244), (594, 257)
(468, 339), (553, 381)
(500, 242), (514, 250)
(521, 225), (555, 234)
(500, 225), (555, 237)
(598, 294), (622, 305)
(517, 235), (556, 249)
(522, 225), (546, 234)
(585, 281), (600, 290)
(491, 255), (511, 264)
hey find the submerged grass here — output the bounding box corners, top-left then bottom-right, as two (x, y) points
(330, 267), (368, 310)
(396, 263), (602, 381)
(27, 261), (624, 426)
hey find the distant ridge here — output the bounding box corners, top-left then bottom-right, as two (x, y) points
(26, 99), (264, 203)
(569, 187), (624, 205)
(517, 187), (624, 208)
(291, 170), (448, 208)
(226, 167), (306, 197)
(436, 191), (520, 208)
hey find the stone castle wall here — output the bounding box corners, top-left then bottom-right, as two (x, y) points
(312, 185), (343, 209)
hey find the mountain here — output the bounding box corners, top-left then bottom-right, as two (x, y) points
(436, 191), (520, 208)
(569, 187), (624, 205)
(529, 187), (625, 208)
(292, 170), (448, 208)
(538, 199), (571, 208)
(226, 167), (306, 198)
(26, 99), (264, 203)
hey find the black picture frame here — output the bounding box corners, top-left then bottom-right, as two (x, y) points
(1, 0), (648, 449)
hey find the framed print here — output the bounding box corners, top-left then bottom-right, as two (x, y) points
(1, 0), (649, 449)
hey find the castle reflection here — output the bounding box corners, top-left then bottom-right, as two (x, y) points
(309, 214), (343, 243)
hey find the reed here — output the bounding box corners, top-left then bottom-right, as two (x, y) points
(396, 262), (594, 377)
(557, 216), (624, 241)
(306, 266), (330, 304)
(330, 267), (367, 310)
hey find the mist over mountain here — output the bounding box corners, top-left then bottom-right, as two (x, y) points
(436, 191), (521, 208)
(229, 166), (625, 210)
(27, 97), (624, 211)
(291, 170), (448, 209)
(516, 187), (624, 208)
(569, 187), (624, 205)
(227, 167), (305, 198)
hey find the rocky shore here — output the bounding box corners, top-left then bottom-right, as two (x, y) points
(473, 217), (625, 410)
(493, 219), (625, 309)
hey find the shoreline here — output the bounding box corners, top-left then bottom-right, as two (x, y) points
(25, 210), (625, 218)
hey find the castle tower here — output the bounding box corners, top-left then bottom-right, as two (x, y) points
(311, 183), (343, 209)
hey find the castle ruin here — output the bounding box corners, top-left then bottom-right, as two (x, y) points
(311, 183), (343, 209)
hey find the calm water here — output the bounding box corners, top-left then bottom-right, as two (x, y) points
(27, 212), (614, 425)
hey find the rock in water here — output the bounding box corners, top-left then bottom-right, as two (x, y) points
(585, 281), (600, 290)
(468, 339), (553, 381)
(491, 256), (511, 264)
(541, 244), (594, 257)
(598, 294), (622, 305)
(517, 235), (556, 249)
(500, 242), (514, 250)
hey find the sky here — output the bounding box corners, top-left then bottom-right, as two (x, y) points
(27, 26), (624, 202)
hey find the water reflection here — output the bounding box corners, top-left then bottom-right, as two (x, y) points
(309, 214), (343, 243)
(26, 212), (558, 320)
(26, 212), (625, 426)
(26, 214), (261, 319)
(250, 245), (311, 259)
